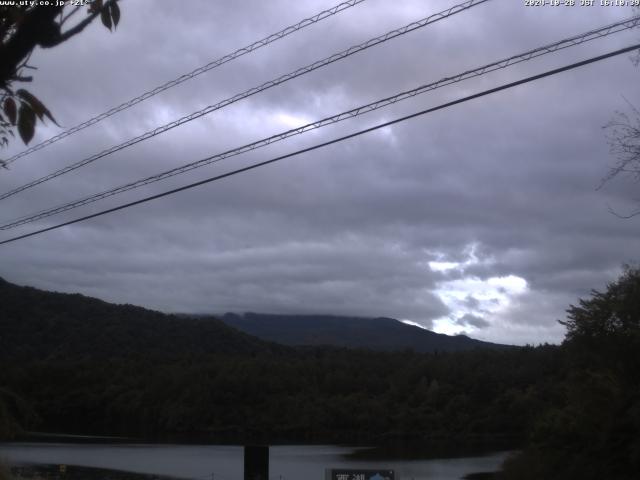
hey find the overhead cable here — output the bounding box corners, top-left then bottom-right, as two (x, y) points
(2, 14), (638, 230)
(0, 0), (491, 201)
(1, 43), (638, 246)
(2, 0), (367, 166)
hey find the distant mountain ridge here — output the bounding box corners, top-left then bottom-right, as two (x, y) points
(0, 277), (281, 360)
(220, 312), (508, 352)
(0, 276), (506, 360)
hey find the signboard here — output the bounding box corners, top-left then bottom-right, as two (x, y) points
(327, 469), (394, 480)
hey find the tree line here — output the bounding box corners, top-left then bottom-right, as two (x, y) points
(1, 267), (639, 479)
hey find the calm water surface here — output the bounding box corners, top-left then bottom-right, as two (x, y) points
(0, 442), (511, 480)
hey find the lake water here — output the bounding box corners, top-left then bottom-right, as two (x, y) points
(0, 442), (512, 480)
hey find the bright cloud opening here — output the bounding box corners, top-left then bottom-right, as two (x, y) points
(428, 261), (459, 272)
(401, 319), (429, 330)
(273, 112), (312, 129)
(427, 245), (528, 336)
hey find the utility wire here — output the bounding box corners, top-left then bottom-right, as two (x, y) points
(2, 0), (367, 166)
(0, 0), (490, 201)
(1, 43), (638, 247)
(2, 14), (638, 231)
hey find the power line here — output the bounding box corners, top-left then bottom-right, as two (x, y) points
(2, 14), (638, 231)
(1, 43), (637, 247)
(2, 0), (367, 166)
(0, 0), (490, 201)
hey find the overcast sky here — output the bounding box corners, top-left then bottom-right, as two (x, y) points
(1, 0), (639, 344)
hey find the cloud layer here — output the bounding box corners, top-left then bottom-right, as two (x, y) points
(1, 0), (639, 344)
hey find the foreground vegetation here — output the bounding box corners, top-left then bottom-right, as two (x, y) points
(1, 267), (638, 479)
(499, 266), (640, 480)
(0, 461), (13, 480)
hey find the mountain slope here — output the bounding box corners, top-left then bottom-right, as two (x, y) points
(220, 312), (507, 352)
(0, 277), (281, 360)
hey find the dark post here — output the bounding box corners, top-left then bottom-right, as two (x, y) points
(244, 445), (269, 480)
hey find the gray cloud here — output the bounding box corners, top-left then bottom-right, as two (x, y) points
(455, 313), (490, 330)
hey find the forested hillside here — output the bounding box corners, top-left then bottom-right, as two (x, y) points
(0, 277), (282, 360)
(1, 346), (561, 444)
(0, 276), (551, 445)
(1, 269), (638, 480)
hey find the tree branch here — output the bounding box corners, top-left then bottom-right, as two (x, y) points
(607, 203), (640, 219)
(0, 6), (63, 85)
(57, 0), (117, 44)
(59, 5), (82, 27)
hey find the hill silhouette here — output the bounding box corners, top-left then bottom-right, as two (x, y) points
(220, 312), (507, 352)
(0, 277), (280, 361)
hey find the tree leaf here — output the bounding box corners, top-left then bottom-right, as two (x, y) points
(17, 102), (36, 145)
(3, 98), (17, 125)
(16, 89), (59, 126)
(110, 2), (120, 28)
(101, 6), (112, 30)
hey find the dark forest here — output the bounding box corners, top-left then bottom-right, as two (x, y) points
(1, 268), (639, 479)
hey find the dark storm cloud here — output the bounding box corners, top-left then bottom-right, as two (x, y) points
(1, 0), (639, 344)
(455, 314), (490, 330)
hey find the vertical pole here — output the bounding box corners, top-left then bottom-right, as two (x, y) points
(244, 445), (269, 480)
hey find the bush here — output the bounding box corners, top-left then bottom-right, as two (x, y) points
(0, 460), (13, 480)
